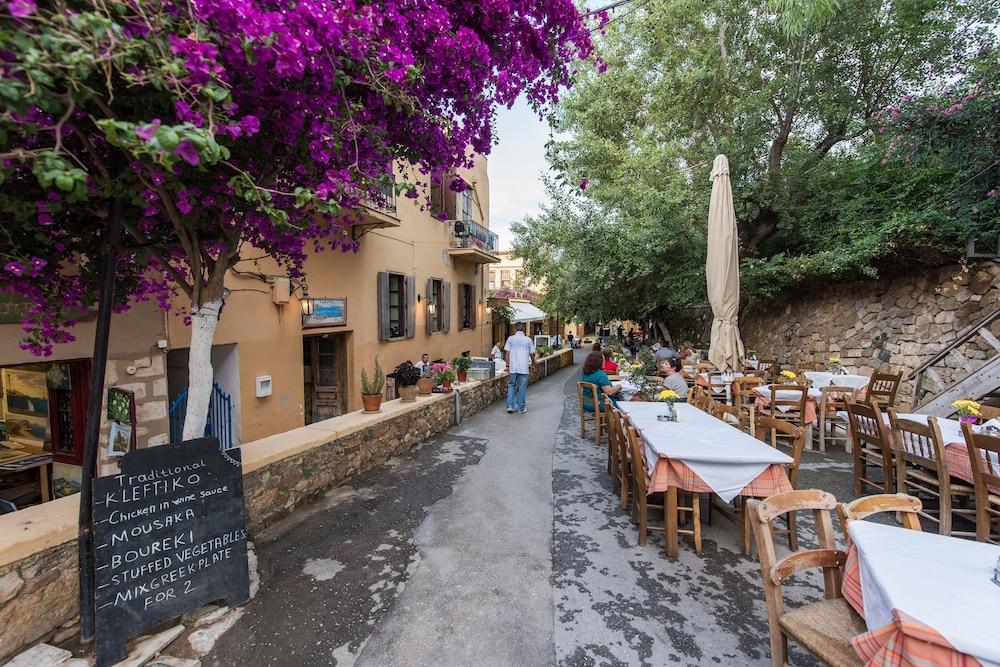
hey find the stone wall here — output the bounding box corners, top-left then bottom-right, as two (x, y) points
(98, 351), (171, 476)
(740, 262), (1000, 403)
(0, 349), (572, 661)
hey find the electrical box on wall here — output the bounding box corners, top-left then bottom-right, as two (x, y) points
(255, 375), (272, 398)
(272, 277), (291, 304)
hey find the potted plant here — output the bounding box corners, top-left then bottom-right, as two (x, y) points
(417, 368), (434, 395)
(953, 398), (981, 424)
(451, 355), (472, 382)
(432, 362), (456, 390)
(394, 361), (421, 402)
(361, 357), (384, 413)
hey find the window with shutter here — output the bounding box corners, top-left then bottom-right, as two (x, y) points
(377, 272), (390, 341)
(426, 278), (435, 334)
(441, 281), (451, 333)
(405, 275), (416, 338)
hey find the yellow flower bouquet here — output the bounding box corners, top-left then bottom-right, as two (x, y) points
(657, 389), (679, 404)
(780, 370), (796, 380)
(953, 399), (981, 423)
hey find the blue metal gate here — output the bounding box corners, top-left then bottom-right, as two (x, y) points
(168, 382), (234, 449)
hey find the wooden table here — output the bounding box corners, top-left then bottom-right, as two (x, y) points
(618, 402), (792, 557)
(0, 451), (53, 503)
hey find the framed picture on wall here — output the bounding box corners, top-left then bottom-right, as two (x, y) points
(303, 298), (347, 328)
(3, 369), (49, 418)
(106, 387), (137, 453)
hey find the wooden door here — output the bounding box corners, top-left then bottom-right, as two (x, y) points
(309, 336), (347, 422)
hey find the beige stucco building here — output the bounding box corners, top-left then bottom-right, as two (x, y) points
(0, 155), (498, 510)
(167, 155), (498, 444)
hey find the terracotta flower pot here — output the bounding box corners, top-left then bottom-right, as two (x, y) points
(398, 385), (418, 402)
(457, 371), (468, 382)
(361, 394), (382, 413)
(417, 377), (433, 395)
(442, 379), (452, 390)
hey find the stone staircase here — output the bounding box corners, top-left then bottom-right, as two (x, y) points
(909, 306), (1000, 416)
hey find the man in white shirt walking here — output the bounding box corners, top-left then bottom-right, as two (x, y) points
(504, 323), (536, 413)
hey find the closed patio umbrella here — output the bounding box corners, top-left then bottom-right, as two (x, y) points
(706, 154), (745, 372)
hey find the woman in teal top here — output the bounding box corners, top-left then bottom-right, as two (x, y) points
(581, 351), (619, 412)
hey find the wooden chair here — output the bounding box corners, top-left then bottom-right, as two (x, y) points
(732, 376), (764, 412)
(608, 408), (633, 511)
(757, 357), (777, 381)
(888, 409), (975, 536)
(795, 361), (822, 373)
(689, 385), (710, 411)
(748, 490), (865, 667)
(767, 384), (807, 447)
(845, 399), (894, 495)
(835, 493), (922, 542)
(625, 425), (702, 553)
(713, 402), (749, 431)
(745, 417), (807, 554)
(961, 423), (1000, 543)
(816, 386), (858, 453)
(707, 373), (728, 403)
(865, 371), (903, 408)
(978, 405), (1000, 421)
(577, 381), (608, 447)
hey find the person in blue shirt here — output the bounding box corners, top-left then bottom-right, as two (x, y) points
(580, 350), (620, 412)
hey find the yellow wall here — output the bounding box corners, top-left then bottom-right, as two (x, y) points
(166, 155), (496, 442)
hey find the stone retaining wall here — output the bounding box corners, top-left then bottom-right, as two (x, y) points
(0, 349), (572, 661)
(740, 262), (1000, 402)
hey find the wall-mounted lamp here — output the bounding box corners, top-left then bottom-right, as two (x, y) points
(300, 287), (315, 317)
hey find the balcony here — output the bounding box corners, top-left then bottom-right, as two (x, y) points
(352, 180), (400, 240)
(448, 219), (500, 264)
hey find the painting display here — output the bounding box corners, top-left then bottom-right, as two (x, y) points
(303, 297), (347, 327)
(3, 369), (49, 418)
(106, 387), (137, 455)
(51, 462), (81, 498)
(108, 422), (132, 457)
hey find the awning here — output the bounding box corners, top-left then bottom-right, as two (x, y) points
(510, 301), (547, 323)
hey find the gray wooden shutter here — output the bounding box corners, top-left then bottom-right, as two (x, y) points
(405, 275), (416, 338)
(426, 278), (434, 335)
(377, 271), (390, 341)
(469, 284), (476, 329)
(442, 281), (451, 333)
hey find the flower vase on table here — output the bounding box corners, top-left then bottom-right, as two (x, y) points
(953, 399), (981, 425)
(828, 356), (846, 375)
(657, 389), (679, 421)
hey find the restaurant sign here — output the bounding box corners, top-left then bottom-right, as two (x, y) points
(92, 437), (250, 666)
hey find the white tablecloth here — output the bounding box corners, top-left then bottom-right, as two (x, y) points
(804, 371), (870, 390)
(618, 402), (791, 502)
(617, 379), (640, 400)
(699, 372), (744, 385)
(753, 385), (821, 411)
(849, 521), (1000, 666)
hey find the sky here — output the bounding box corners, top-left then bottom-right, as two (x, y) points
(487, 98), (553, 251)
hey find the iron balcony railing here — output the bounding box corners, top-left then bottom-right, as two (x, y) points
(451, 218), (498, 254)
(364, 178), (397, 216)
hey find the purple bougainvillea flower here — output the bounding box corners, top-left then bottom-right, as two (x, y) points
(174, 140), (200, 166)
(4, 262), (25, 276)
(579, 178), (589, 190)
(135, 119), (161, 142)
(7, 0), (36, 18)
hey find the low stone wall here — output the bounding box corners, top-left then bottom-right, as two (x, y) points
(740, 262), (1000, 402)
(0, 349), (573, 661)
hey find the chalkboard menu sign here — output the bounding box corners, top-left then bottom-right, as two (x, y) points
(92, 437), (250, 666)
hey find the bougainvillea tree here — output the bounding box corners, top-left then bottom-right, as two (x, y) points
(1, 0), (594, 436)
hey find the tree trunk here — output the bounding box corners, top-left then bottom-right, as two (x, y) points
(740, 206), (781, 254)
(182, 298), (222, 440)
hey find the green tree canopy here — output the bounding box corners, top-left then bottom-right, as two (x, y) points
(515, 0), (998, 324)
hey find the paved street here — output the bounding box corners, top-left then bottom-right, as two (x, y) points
(205, 352), (856, 666)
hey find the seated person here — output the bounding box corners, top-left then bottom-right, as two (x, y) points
(580, 351), (619, 411)
(601, 348), (619, 374)
(660, 357), (689, 401)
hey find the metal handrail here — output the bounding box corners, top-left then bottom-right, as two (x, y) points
(907, 305), (1000, 379)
